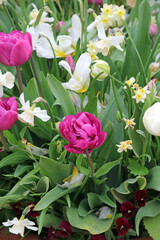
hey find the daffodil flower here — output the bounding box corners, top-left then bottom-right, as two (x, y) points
(59, 52), (91, 93)
(29, 3), (54, 25)
(123, 118), (136, 130)
(116, 140), (133, 153)
(94, 22), (124, 56)
(124, 77), (135, 89)
(0, 70), (15, 97)
(18, 93), (50, 126)
(3, 215), (38, 237)
(59, 166), (84, 188)
(132, 87), (150, 103)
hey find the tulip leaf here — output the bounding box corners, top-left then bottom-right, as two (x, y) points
(0, 151), (30, 168)
(135, 200), (160, 235)
(66, 207), (115, 234)
(47, 74), (76, 115)
(34, 185), (76, 211)
(38, 212), (62, 234)
(127, 159), (149, 176)
(84, 96), (97, 115)
(94, 159), (119, 178)
(143, 213), (160, 240)
(146, 166), (160, 191)
(111, 176), (146, 203)
(40, 156), (73, 185)
(36, 176), (50, 193)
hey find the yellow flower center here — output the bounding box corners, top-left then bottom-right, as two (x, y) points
(127, 120), (132, 125)
(103, 18), (108, 23)
(105, 9), (110, 14)
(126, 80), (131, 85)
(106, 214), (112, 219)
(122, 144), (126, 150)
(140, 89), (145, 94)
(90, 54), (96, 60)
(137, 94), (142, 99)
(90, 44), (94, 49)
(126, 140), (131, 145)
(118, 10), (123, 16)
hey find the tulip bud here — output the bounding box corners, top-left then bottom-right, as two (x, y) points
(91, 60), (110, 81)
(149, 23), (158, 36)
(65, 55), (75, 71)
(143, 102), (160, 136)
(126, 0), (136, 7)
(55, 21), (65, 33)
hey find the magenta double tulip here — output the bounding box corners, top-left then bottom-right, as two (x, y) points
(88, 0), (103, 5)
(0, 30), (32, 67)
(0, 97), (18, 130)
(59, 112), (106, 154)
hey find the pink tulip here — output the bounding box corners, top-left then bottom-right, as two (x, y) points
(65, 55), (75, 71)
(55, 21), (65, 33)
(59, 112), (106, 154)
(0, 97), (18, 130)
(149, 23), (158, 36)
(88, 0), (103, 5)
(0, 30), (32, 67)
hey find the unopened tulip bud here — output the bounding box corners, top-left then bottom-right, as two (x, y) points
(55, 21), (65, 33)
(149, 23), (158, 36)
(91, 60), (110, 81)
(65, 55), (75, 71)
(126, 0), (136, 7)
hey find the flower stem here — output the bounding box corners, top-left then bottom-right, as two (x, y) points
(0, 130), (10, 152)
(85, 149), (95, 176)
(30, 58), (43, 96)
(16, 66), (23, 94)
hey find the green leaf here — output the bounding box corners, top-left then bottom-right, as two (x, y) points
(0, 152), (30, 168)
(67, 207), (115, 234)
(34, 185), (76, 211)
(38, 208), (48, 235)
(39, 156), (73, 184)
(36, 176), (50, 193)
(38, 213), (62, 231)
(146, 166), (160, 191)
(94, 159), (119, 178)
(111, 176), (146, 203)
(47, 74), (76, 115)
(128, 159), (149, 176)
(135, 200), (160, 235)
(87, 193), (102, 210)
(14, 165), (32, 178)
(143, 213), (160, 240)
(84, 97), (97, 115)
(76, 154), (90, 175)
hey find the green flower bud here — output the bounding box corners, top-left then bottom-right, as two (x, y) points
(91, 60), (110, 81)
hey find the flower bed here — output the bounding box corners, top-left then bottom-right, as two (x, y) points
(0, 0), (160, 239)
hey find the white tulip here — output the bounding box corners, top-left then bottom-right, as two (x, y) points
(59, 53), (91, 93)
(0, 70), (15, 97)
(91, 60), (110, 81)
(143, 102), (160, 136)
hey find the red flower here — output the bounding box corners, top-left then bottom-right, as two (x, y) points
(116, 217), (130, 236)
(27, 202), (40, 217)
(58, 221), (72, 238)
(10, 202), (22, 215)
(134, 190), (148, 207)
(89, 234), (106, 240)
(47, 227), (58, 240)
(120, 201), (137, 218)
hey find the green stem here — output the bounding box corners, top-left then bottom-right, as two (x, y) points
(111, 79), (123, 119)
(117, 157), (123, 186)
(85, 149), (95, 176)
(0, 131), (10, 152)
(30, 58), (43, 96)
(16, 66), (23, 94)
(108, 74), (124, 87)
(142, 141), (147, 166)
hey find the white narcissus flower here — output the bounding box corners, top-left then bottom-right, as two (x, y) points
(123, 118), (136, 130)
(94, 22), (124, 56)
(29, 3), (54, 25)
(0, 70), (15, 97)
(124, 77), (135, 89)
(59, 52), (91, 93)
(132, 86), (150, 104)
(112, 5), (126, 27)
(91, 59), (110, 81)
(59, 166), (85, 189)
(143, 102), (160, 136)
(3, 216), (38, 237)
(116, 140), (133, 153)
(18, 93), (50, 126)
